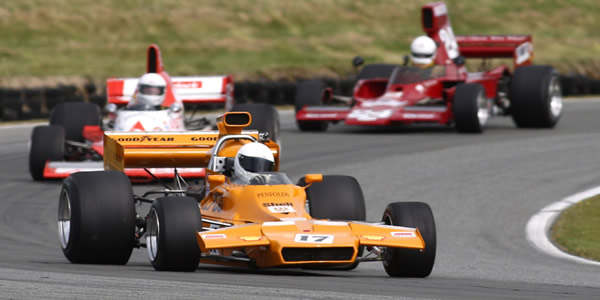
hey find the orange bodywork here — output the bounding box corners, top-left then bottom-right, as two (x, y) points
(103, 112), (425, 268)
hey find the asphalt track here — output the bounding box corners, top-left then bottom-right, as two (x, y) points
(1, 99), (600, 299)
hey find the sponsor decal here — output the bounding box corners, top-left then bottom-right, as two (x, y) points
(361, 97), (406, 108)
(262, 202), (293, 207)
(116, 136), (175, 142)
(239, 236), (262, 241)
(294, 234), (334, 244)
(515, 42), (533, 65)
(348, 109), (393, 121)
(362, 235), (385, 241)
(258, 192), (291, 198)
(191, 136), (218, 142)
(130, 121), (145, 131)
(267, 206), (296, 213)
(391, 231), (416, 238)
(402, 113), (436, 119)
(173, 81), (202, 89)
(433, 3), (448, 16)
(202, 234), (227, 239)
(304, 113), (338, 118)
(280, 217), (307, 221)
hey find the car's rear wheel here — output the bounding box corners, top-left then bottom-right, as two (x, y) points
(453, 83), (488, 133)
(295, 80), (330, 132)
(231, 103), (280, 143)
(29, 125), (64, 181)
(381, 202), (436, 277)
(59, 171), (135, 264)
(510, 65), (562, 128)
(147, 196), (202, 271)
(298, 175), (366, 270)
(50, 102), (102, 142)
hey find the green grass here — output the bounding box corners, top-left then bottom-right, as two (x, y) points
(0, 0), (599, 87)
(551, 195), (600, 261)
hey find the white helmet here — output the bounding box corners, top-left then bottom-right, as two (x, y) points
(135, 73), (166, 107)
(234, 142), (275, 182)
(410, 35), (437, 68)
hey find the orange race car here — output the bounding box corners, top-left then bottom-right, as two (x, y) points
(57, 112), (436, 277)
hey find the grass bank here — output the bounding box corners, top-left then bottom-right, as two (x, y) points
(551, 195), (600, 261)
(0, 0), (599, 87)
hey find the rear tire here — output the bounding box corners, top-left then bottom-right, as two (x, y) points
(59, 171), (135, 264)
(510, 65), (562, 128)
(29, 125), (64, 180)
(231, 103), (280, 143)
(298, 175), (366, 270)
(453, 83), (488, 133)
(50, 102), (102, 142)
(294, 80), (329, 132)
(381, 202), (436, 277)
(147, 197), (202, 271)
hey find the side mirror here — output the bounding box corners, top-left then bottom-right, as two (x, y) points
(304, 174), (323, 184)
(403, 55), (410, 66)
(207, 174), (226, 186)
(105, 103), (118, 113)
(169, 103), (183, 113)
(453, 55), (465, 66)
(352, 56), (364, 68)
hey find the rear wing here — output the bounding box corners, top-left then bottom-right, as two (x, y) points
(106, 75), (234, 106)
(103, 112), (280, 171)
(456, 35), (533, 68)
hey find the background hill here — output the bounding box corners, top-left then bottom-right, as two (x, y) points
(0, 0), (599, 87)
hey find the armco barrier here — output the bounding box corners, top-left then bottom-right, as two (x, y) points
(1, 73), (599, 121)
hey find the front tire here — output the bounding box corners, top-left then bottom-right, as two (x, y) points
(59, 171), (135, 264)
(381, 202), (436, 277)
(453, 83), (488, 133)
(147, 197), (202, 271)
(510, 65), (562, 128)
(29, 125), (65, 180)
(294, 80), (329, 132)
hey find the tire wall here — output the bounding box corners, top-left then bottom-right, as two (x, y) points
(1, 73), (598, 121)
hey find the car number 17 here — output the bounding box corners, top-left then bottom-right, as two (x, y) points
(294, 234), (334, 244)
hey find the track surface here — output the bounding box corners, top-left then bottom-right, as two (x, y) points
(1, 100), (600, 299)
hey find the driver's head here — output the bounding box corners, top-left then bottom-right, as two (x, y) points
(234, 142), (275, 182)
(410, 35), (437, 68)
(134, 73), (166, 107)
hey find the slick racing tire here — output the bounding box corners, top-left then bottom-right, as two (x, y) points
(510, 65), (562, 128)
(147, 196), (202, 272)
(29, 125), (64, 181)
(453, 83), (488, 133)
(298, 175), (366, 270)
(381, 202), (436, 277)
(294, 80), (329, 132)
(232, 103), (280, 143)
(356, 64), (399, 81)
(59, 171), (135, 264)
(50, 102), (102, 142)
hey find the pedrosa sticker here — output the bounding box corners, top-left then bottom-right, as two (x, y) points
(391, 232), (416, 238)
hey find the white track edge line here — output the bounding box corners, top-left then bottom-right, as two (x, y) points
(525, 186), (600, 266)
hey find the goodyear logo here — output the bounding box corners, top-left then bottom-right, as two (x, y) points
(191, 136), (218, 142)
(257, 192), (290, 198)
(117, 136), (174, 142)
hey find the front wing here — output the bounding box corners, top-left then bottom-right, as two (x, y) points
(197, 220), (425, 268)
(296, 106), (451, 126)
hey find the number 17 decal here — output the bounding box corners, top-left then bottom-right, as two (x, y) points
(294, 234), (334, 244)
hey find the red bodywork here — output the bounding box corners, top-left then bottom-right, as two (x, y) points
(296, 2), (534, 127)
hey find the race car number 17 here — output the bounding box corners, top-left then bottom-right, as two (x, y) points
(294, 234), (334, 244)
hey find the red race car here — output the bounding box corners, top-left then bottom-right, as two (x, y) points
(295, 2), (562, 133)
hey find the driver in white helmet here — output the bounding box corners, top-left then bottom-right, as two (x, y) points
(410, 35), (437, 68)
(233, 142), (275, 184)
(128, 73), (167, 110)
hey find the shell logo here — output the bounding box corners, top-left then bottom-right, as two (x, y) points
(239, 236), (262, 241)
(362, 235), (385, 241)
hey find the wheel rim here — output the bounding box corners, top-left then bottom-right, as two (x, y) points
(146, 208), (160, 262)
(57, 189), (71, 249)
(476, 91), (489, 126)
(548, 76), (563, 119)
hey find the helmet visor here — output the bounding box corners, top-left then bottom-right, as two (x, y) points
(139, 84), (165, 96)
(239, 154), (274, 173)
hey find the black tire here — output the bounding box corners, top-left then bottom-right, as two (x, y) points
(29, 125), (65, 181)
(381, 202), (436, 277)
(231, 103), (280, 143)
(50, 102), (102, 142)
(356, 64), (399, 81)
(294, 80), (329, 132)
(510, 65), (562, 128)
(147, 197), (202, 271)
(58, 171), (135, 264)
(453, 83), (488, 133)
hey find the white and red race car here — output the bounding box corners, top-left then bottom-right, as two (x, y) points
(29, 44), (279, 182)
